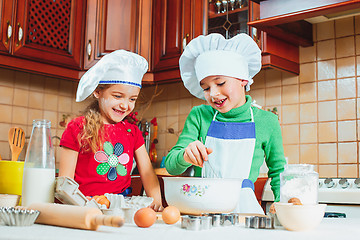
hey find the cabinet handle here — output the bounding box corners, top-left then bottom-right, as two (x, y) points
(182, 33), (189, 51)
(5, 21), (12, 44)
(87, 40), (92, 60)
(17, 23), (23, 46)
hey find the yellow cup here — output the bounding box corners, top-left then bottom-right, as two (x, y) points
(0, 161), (24, 197)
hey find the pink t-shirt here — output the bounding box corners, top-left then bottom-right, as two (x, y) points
(60, 116), (144, 196)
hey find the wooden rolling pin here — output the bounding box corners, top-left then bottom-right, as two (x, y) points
(28, 203), (124, 231)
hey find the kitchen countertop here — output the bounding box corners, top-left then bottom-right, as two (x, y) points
(1, 218), (359, 240)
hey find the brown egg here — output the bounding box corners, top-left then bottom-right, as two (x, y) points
(162, 206), (181, 224)
(97, 196), (110, 209)
(90, 195), (110, 209)
(288, 197), (302, 205)
(134, 207), (157, 228)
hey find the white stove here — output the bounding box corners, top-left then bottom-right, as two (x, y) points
(261, 178), (360, 218)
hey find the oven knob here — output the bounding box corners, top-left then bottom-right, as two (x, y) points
(355, 178), (360, 188)
(339, 178), (349, 189)
(324, 178), (335, 188)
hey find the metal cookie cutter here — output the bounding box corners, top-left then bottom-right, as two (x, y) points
(245, 216), (274, 229)
(201, 213), (239, 226)
(181, 215), (212, 230)
(221, 213), (236, 226)
(209, 214), (222, 227)
(200, 213), (221, 227)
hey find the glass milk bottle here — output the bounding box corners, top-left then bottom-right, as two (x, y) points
(280, 164), (319, 205)
(22, 119), (55, 206)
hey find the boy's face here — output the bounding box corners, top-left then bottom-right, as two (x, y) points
(94, 84), (140, 124)
(200, 75), (247, 113)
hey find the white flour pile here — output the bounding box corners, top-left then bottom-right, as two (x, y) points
(280, 176), (318, 204)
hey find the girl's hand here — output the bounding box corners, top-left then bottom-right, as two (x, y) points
(134, 145), (164, 213)
(184, 140), (213, 167)
(149, 200), (164, 212)
(269, 202), (276, 214)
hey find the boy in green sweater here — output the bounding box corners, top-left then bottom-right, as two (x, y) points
(165, 33), (286, 214)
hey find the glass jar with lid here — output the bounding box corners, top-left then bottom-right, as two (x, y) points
(280, 164), (319, 205)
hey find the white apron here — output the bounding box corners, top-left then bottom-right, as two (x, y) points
(202, 108), (264, 214)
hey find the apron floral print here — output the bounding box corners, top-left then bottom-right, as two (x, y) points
(95, 141), (130, 181)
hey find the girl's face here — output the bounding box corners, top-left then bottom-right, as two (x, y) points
(200, 75), (247, 113)
(94, 84), (140, 124)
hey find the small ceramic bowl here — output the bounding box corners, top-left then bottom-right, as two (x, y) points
(274, 202), (326, 231)
(0, 194), (20, 207)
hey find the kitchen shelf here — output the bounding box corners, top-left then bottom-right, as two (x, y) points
(207, 0), (299, 75)
(208, 4), (249, 38)
(248, 0), (360, 47)
(208, 6), (248, 19)
(208, 22), (243, 31)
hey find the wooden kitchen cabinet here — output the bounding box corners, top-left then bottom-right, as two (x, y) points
(0, 0), (150, 80)
(0, 0), (86, 79)
(0, 0), (301, 82)
(151, 0), (299, 85)
(84, 0), (139, 69)
(0, 0), (85, 69)
(85, 0), (154, 82)
(151, 0), (206, 83)
(0, 0), (14, 53)
(207, 0), (299, 75)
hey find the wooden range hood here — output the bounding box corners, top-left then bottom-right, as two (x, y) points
(248, 0), (360, 47)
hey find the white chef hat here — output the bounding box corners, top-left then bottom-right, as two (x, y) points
(76, 49), (148, 102)
(179, 33), (261, 99)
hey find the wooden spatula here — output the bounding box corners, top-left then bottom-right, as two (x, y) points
(8, 127), (25, 161)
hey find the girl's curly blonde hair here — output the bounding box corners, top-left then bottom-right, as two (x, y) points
(79, 84), (111, 153)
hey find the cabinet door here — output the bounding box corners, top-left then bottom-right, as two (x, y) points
(84, 0), (138, 69)
(0, 0), (15, 53)
(152, 0), (205, 78)
(83, 0), (98, 69)
(12, 0), (85, 69)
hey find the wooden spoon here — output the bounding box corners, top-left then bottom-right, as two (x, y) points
(8, 127), (25, 161)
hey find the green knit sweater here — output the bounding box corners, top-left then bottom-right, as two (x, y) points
(165, 95), (286, 201)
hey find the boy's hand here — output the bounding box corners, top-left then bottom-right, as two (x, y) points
(183, 140), (213, 167)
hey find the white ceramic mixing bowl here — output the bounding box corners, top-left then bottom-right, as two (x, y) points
(163, 177), (242, 215)
(274, 202), (326, 231)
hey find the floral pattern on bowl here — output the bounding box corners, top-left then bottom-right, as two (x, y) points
(181, 184), (208, 197)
